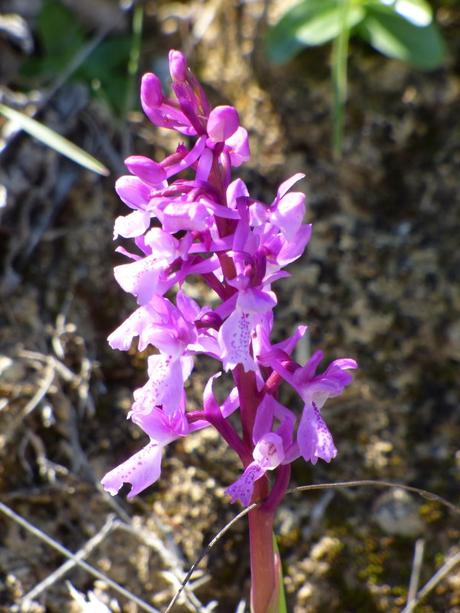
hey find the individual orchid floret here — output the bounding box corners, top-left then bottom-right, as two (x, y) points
(289, 350), (358, 406)
(260, 348), (357, 464)
(112, 228), (189, 304)
(225, 395), (296, 505)
(225, 433), (285, 506)
(250, 173), (306, 241)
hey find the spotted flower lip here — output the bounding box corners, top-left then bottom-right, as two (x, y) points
(102, 49), (357, 504)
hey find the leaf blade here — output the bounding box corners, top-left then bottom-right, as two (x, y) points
(266, 0), (365, 64)
(358, 5), (445, 69)
(0, 104), (110, 176)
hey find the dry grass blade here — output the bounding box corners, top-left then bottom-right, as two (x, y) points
(164, 503), (257, 613)
(402, 538), (425, 613)
(289, 480), (460, 516)
(20, 514), (117, 604)
(0, 104), (109, 176)
(406, 549), (460, 612)
(0, 502), (160, 613)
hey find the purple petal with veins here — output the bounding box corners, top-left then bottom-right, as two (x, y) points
(218, 309), (256, 372)
(298, 402), (337, 464)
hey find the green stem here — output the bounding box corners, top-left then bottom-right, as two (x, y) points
(124, 2), (144, 119)
(332, 0), (351, 158)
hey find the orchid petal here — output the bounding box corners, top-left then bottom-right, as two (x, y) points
(141, 72), (163, 108)
(275, 173), (305, 201)
(113, 210), (151, 239)
(101, 442), (162, 499)
(225, 462), (265, 506)
(298, 402), (337, 465)
(125, 155), (167, 185)
(218, 309), (256, 372)
(114, 255), (163, 304)
(115, 176), (151, 209)
(271, 192), (306, 241)
(226, 126), (250, 167)
(237, 288), (277, 313)
(207, 106), (240, 143)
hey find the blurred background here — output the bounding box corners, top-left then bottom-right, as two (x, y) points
(0, 0), (459, 611)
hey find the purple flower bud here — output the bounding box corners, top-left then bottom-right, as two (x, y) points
(169, 49), (187, 82)
(207, 105), (240, 143)
(197, 311), (222, 330)
(125, 155), (167, 185)
(115, 176), (151, 209)
(141, 72), (163, 108)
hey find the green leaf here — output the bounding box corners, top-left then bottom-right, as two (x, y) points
(21, 0), (85, 80)
(372, 0), (433, 27)
(0, 104), (109, 176)
(38, 0), (84, 59)
(359, 5), (445, 69)
(273, 534), (288, 613)
(79, 38), (132, 79)
(266, 0), (365, 64)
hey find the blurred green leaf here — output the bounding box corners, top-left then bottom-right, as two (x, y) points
(266, 0), (365, 64)
(77, 38), (132, 114)
(0, 104), (109, 176)
(359, 4), (445, 69)
(38, 0), (85, 58)
(21, 0), (85, 79)
(273, 534), (288, 613)
(21, 1), (131, 115)
(79, 38), (132, 78)
(372, 0), (433, 27)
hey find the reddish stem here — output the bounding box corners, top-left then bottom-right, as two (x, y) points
(248, 477), (278, 613)
(234, 366), (260, 449)
(235, 367), (279, 611)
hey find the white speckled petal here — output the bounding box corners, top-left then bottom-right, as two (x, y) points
(113, 210), (151, 239)
(225, 462), (265, 506)
(131, 355), (187, 416)
(101, 441), (162, 499)
(218, 309), (256, 372)
(114, 255), (161, 304)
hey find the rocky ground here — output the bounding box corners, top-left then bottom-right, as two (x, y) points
(0, 1), (459, 612)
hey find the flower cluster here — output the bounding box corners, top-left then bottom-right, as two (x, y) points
(102, 50), (357, 507)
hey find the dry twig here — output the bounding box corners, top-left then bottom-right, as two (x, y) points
(0, 502), (160, 613)
(20, 514), (117, 605)
(403, 538), (426, 613)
